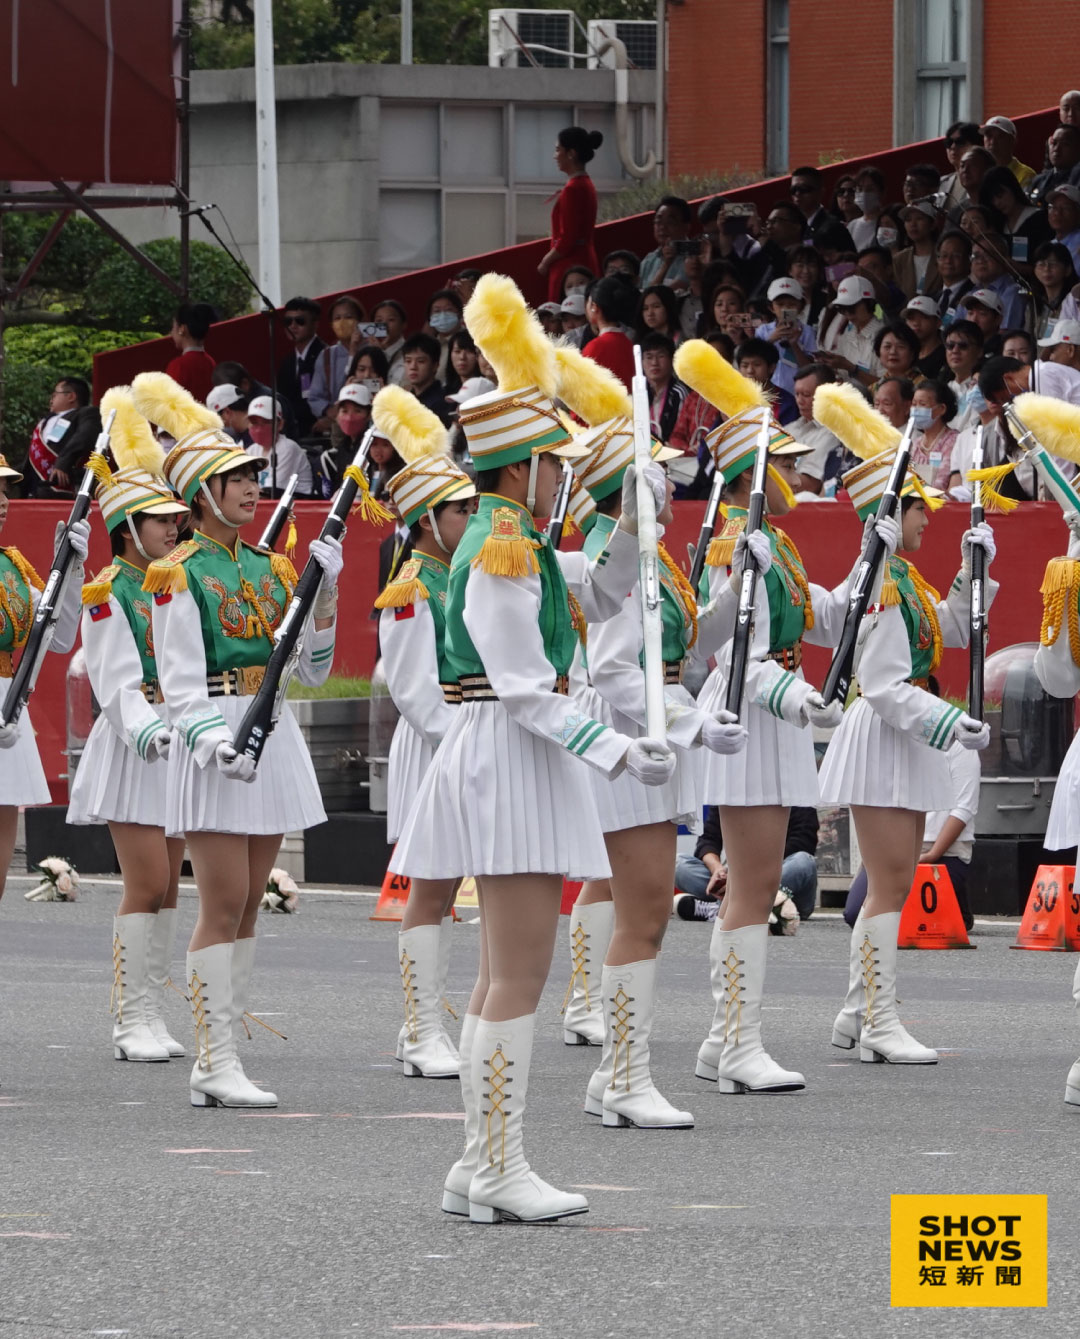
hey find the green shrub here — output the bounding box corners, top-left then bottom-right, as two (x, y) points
(5, 326), (151, 382)
(2, 363), (68, 468)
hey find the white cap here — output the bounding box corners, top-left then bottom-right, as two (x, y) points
(337, 383), (373, 408)
(447, 375), (497, 406)
(902, 295), (941, 319)
(1038, 319), (1080, 348)
(537, 302), (563, 316)
(560, 293), (587, 317)
(1048, 183), (1080, 206)
(981, 115), (1017, 137)
(245, 395), (281, 422)
(767, 276), (804, 302)
(834, 275), (876, 307)
(964, 288), (1004, 316)
(205, 383), (243, 415)
(901, 200), (937, 220)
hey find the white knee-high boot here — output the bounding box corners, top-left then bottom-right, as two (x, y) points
(857, 912), (937, 1065)
(831, 908), (866, 1049)
(399, 925), (460, 1078)
(145, 908), (185, 1057)
(112, 915), (171, 1062)
(395, 917), (458, 1060)
(561, 899), (613, 1046)
(712, 923), (805, 1093)
(442, 1012), (480, 1214)
(468, 1015), (588, 1224)
(187, 943), (278, 1107)
(598, 959), (693, 1129)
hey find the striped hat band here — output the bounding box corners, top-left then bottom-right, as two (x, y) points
(572, 416), (681, 503)
(387, 456), (477, 528)
(567, 473), (597, 529)
(458, 386), (575, 469)
(164, 429), (265, 506)
(704, 407), (801, 483)
(97, 468), (189, 533)
(842, 450), (927, 520)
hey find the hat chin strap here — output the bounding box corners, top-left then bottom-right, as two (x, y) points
(125, 514), (151, 562)
(200, 479), (242, 530)
(526, 453), (540, 516)
(427, 507), (449, 555)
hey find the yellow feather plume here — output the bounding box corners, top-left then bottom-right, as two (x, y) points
(130, 371), (223, 441)
(673, 339), (768, 417)
(463, 273), (557, 396)
(372, 385), (450, 463)
(100, 386), (164, 476)
(553, 343), (632, 426)
(1013, 393), (1080, 466)
(812, 383), (900, 461)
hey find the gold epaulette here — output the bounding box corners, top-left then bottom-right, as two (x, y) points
(268, 550), (299, 595)
(142, 539), (201, 595)
(82, 564), (121, 606)
(704, 514), (746, 569)
(374, 557), (430, 610)
(472, 505), (541, 578)
(878, 556), (904, 608)
(1040, 556), (1080, 665)
(1, 546), (45, 592)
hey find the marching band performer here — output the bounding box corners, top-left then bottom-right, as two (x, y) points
(674, 340), (853, 1096)
(391, 274), (674, 1224)
(0, 458), (89, 901)
(67, 388), (191, 1063)
(553, 345), (751, 1130)
(814, 384), (994, 1065)
(371, 386), (476, 1080)
(130, 372), (344, 1109)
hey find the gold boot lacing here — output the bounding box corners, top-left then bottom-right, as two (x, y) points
(399, 949), (419, 1043)
(110, 933), (125, 1022)
(860, 936), (879, 1029)
(483, 1045), (513, 1173)
(722, 949), (744, 1045)
(560, 923), (592, 1016)
(189, 970), (212, 1071)
(609, 986), (634, 1091)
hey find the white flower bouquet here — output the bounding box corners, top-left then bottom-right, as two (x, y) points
(25, 856), (80, 902)
(261, 867), (299, 914)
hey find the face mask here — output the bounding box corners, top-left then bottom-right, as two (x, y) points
(332, 316), (357, 341)
(565, 283), (587, 296)
(909, 406), (934, 430)
(876, 226), (898, 247)
(968, 387), (989, 414)
(429, 310), (460, 334)
(854, 190), (880, 213)
(248, 420), (275, 450)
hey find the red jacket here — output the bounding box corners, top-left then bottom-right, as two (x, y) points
(583, 330), (635, 391)
(166, 349), (217, 405)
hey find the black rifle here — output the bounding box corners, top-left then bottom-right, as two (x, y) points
(821, 420), (916, 706)
(688, 467), (725, 596)
(547, 461), (574, 549)
(233, 429), (375, 765)
(724, 410), (771, 720)
(0, 415), (115, 729)
(257, 472), (299, 551)
(968, 424), (987, 720)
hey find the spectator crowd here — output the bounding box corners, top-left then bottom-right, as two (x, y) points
(18, 92), (1080, 515)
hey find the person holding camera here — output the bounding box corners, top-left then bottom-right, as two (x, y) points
(754, 277), (817, 393)
(639, 196), (695, 290)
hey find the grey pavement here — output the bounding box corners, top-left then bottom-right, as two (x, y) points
(1, 878), (1078, 1339)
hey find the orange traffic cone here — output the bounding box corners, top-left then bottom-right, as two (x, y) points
(453, 876), (479, 911)
(898, 863), (974, 949)
(370, 854), (411, 922)
(1011, 865), (1080, 951)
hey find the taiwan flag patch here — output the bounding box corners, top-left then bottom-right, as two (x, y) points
(88, 604), (112, 622)
(395, 605), (416, 621)
(153, 592), (172, 606)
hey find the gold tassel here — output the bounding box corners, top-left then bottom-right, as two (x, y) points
(344, 464), (395, 526)
(83, 451), (114, 491)
(3, 547), (44, 592)
(567, 590), (587, 649)
(374, 573), (430, 609)
(284, 516), (298, 559)
(879, 576), (902, 607)
(704, 514), (745, 569)
(142, 558), (188, 595)
(81, 564), (119, 606)
(472, 532), (541, 577)
(966, 461), (1021, 514)
(1040, 557), (1080, 665)
(562, 510), (579, 538)
(767, 463), (798, 511)
(909, 473), (945, 511)
(269, 551), (298, 596)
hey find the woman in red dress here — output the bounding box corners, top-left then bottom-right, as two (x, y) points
(539, 127), (603, 303)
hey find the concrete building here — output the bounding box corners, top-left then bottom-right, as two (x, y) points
(116, 61), (657, 297)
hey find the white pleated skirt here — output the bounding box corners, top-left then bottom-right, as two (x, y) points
(390, 699), (611, 880)
(577, 683), (702, 833)
(1045, 729), (1080, 850)
(165, 697), (326, 838)
(818, 697), (951, 812)
(696, 664), (819, 808)
(0, 676), (50, 807)
(68, 707), (168, 827)
(386, 717), (435, 845)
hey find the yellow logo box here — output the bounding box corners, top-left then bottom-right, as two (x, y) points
(891, 1195), (1047, 1308)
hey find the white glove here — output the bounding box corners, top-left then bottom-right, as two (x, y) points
(863, 513), (900, 558)
(0, 721), (19, 750)
(805, 690), (843, 730)
(56, 517), (90, 562)
(143, 729), (172, 763)
(623, 736), (676, 786)
(1064, 511), (1080, 560)
(731, 528), (772, 580)
(618, 461), (667, 533)
(214, 742), (257, 783)
(309, 535), (344, 588)
(961, 522), (996, 571)
(701, 709), (748, 755)
(951, 713), (990, 751)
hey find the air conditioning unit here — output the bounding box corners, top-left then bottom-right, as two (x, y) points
(586, 19), (657, 70)
(488, 9), (577, 68)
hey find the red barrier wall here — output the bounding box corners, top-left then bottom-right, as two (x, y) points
(4, 498), (1060, 801)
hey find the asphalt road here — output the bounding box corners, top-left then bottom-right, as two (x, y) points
(2, 878), (1078, 1339)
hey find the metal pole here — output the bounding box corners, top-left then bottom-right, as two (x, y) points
(401, 0), (413, 64)
(254, 0), (281, 308)
(654, 0), (665, 179)
(178, 0), (192, 298)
